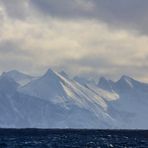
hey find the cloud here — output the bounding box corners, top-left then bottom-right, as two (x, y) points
(0, 0), (148, 82)
(28, 0), (148, 34)
(30, 0), (95, 18)
(1, 0), (148, 34)
(0, 0), (29, 19)
(93, 0), (148, 34)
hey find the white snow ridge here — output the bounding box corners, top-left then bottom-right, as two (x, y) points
(0, 69), (148, 129)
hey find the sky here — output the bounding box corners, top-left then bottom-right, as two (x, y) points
(0, 0), (148, 82)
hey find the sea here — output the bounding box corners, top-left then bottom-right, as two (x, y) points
(0, 129), (148, 148)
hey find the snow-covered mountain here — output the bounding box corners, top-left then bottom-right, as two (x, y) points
(0, 69), (148, 129)
(97, 75), (148, 128)
(19, 69), (116, 128)
(3, 70), (36, 86)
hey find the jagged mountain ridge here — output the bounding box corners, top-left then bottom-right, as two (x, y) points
(0, 69), (148, 129)
(3, 70), (36, 86)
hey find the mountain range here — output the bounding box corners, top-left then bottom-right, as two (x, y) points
(0, 69), (148, 129)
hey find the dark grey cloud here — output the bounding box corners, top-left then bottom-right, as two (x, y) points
(1, 0), (148, 33)
(30, 0), (94, 19)
(0, 40), (19, 53)
(0, 40), (35, 74)
(93, 0), (148, 34)
(0, 0), (29, 19)
(0, 40), (31, 56)
(0, 0), (148, 81)
(30, 0), (148, 34)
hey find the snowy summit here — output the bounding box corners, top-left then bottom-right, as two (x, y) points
(0, 69), (148, 129)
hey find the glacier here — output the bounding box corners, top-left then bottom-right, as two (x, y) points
(0, 69), (148, 129)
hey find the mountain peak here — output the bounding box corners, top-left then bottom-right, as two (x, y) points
(120, 75), (133, 81)
(43, 68), (60, 80)
(116, 75), (134, 90)
(0, 72), (18, 84)
(118, 75), (134, 84)
(0, 73), (19, 93)
(3, 70), (34, 86)
(7, 69), (19, 74)
(6, 70), (27, 76)
(98, 77), (114, 91)
(59, 71), (69, 79)
(19, 68), (67, 103)
(1, 72), (7, 77)
(6, 70), (33, 78)
(45, 68), (55, 75)
(99, 77), (108, 83)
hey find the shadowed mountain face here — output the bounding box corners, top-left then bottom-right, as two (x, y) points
(3, 70), (36, 86)
(0, 69), (148, 129)
(0, 73), (19, 94)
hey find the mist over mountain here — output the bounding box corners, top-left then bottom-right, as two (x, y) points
(0, 69), (148, 129)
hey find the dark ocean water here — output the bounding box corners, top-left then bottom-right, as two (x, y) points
(0, 129), (148, 148)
